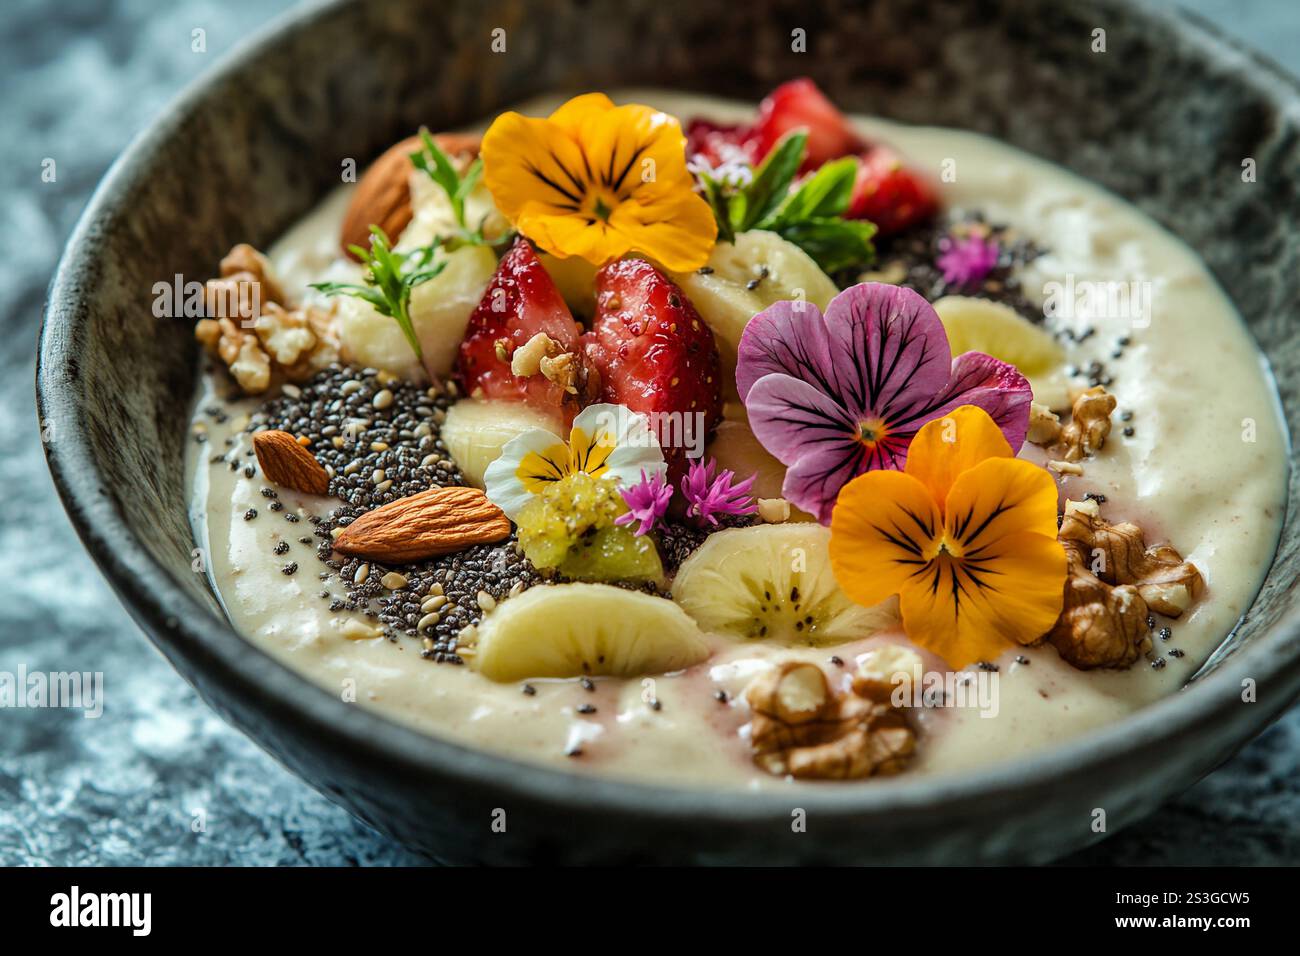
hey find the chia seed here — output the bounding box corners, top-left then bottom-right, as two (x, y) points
(577, 703), (596, 715)
(281, 562), (298, 576)
(243, 508), (257, 521)
(273, 541), (290, 556)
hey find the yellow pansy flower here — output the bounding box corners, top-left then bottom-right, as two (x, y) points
(484, 403), (666, 520)
(829, 405), (1067, 667)
(480, 93), (717, 271)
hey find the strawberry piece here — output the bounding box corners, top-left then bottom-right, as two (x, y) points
(583, 259), (723, 478)
(456, 238), (589, 415)
(845, 146), (940, 236)
(752, 78), (864, 172)
(684, 118), (759, 169)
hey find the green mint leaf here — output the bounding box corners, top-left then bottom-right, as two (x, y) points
(773, 217), (877, 274)
(764, 156), (858, 226)
(696, 171), (736, 244)
(733, 130), (806, 233)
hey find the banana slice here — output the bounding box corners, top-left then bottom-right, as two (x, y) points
(672, 524), (898, 646)
(672, 230), (838, 388)
(467, 583), (712, 682)
(338, 245), (498, 379)
(409, 245), (499, 376)
(399, 165), (510, 252)
(441, 398), (562, 488)
(337, 295), (421, 380)
(932, 295), (1070, 409)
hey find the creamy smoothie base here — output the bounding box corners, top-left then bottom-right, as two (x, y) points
(186, 90), (1288, 789)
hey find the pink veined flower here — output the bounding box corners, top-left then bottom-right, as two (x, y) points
(736, 282), (1032, 525)
(616, 470), (674, 536)
(680, 459), (758, 527)
(936, 231), (1000, 290)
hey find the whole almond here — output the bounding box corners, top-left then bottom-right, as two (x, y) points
(252, 430), (331, 496)
(340, 132), (482, 259)
(333, 486), (509, 562)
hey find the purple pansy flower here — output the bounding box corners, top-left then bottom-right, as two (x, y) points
(936, 231), (1000, 290)
(736, 282), (1032, 525)
(680, 459), (757, 527)
(616, 470), (674, 536)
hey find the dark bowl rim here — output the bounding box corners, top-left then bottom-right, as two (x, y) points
(36, 0), (1300, 826)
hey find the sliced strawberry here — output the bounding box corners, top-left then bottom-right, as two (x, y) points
(846, 146), (940, 236)
(583, 259), (723, 478)
(456, 238), (590, 416)
(684, 118), (759, 169)
(752, 78), (864, 172)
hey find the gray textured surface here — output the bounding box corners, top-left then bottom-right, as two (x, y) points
(2, 0), (1297, 866)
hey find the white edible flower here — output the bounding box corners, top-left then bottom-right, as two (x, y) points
(483, 403), (666, 520)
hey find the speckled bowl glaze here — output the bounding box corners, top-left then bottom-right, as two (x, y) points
(38, 0), (1300, 863)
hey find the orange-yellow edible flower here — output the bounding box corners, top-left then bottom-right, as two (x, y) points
(480, 93), (717, 271)
(829, 405), (1066, 667)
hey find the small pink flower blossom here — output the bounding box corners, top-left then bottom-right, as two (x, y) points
(616, 470), (674, 536)
(680, 459), (758, 527)
(936, 232), (1000, 290)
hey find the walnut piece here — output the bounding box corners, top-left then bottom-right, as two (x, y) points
(1046, 499), (1204, 669)
(510, 332), (563, 377)
(1027, 402), (1062, 445)
(1030, 386), (1115, 462)
(195, 244), (339, 394)
(746, 660), (915, 780)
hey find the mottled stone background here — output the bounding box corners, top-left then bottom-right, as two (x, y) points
(1, 0), (1297, 865)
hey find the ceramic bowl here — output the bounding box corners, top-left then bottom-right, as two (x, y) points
(38, 0), (1299, 863)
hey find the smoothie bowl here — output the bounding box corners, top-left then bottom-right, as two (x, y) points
(38, 0), (1300, 863)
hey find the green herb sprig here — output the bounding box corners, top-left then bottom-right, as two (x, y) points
(409, 127), (490, 250)
(310, 227), (445, 362)
(697, 131), (877, 273)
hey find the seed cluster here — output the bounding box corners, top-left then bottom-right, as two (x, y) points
(867, 213), (1044, 321)
(656, 512), (756, 573)
(254, 364), (462, 508)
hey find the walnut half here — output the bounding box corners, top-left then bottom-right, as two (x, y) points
(746, 660), (915, 780)
(1046, 499), (1205, 669)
